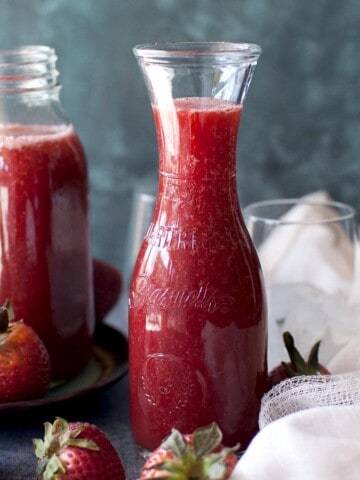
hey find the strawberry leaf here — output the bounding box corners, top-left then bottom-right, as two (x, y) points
(207, 461), (227, 479)
(283, 331), (307, 372)
(70, 424), (85, 439)
(193, 422), (222, 458)
(151, 459), (183, 474)
(35, 459), (47, 479)
(161, 428), (187, 459)
(33, 439), (46, 459)
(66, 438), (99, 450)
(42, 455), (65, 480)
(42, 421), (55, 453)
(307, 340), (321, 371)
(53, 417), (68, 436)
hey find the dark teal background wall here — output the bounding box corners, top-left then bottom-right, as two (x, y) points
(1, 0), (359, 274)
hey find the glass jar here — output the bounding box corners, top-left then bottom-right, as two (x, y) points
(0, 45), (95, 380)
(129, 42), (267, 450)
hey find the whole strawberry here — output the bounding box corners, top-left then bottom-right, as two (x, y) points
(268, 331), (330, 389)
(33, 417), (126, 480)
(140, 422), (238, 480)
(0, 300), (51, 402)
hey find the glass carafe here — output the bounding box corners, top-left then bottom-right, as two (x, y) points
(0, 46), (95, 380)
(129, 42), (267, 450)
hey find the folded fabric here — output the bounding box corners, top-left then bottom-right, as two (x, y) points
(327, 335), (360, 373)
(259, 371), (360, 428)
(230, 348), (360, 479)
(230, 405), (360, 480)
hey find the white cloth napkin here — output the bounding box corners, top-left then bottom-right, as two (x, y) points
(229, 335), (360, 480)
(229, 192), (360, 480)
(230, 405), (360, 480)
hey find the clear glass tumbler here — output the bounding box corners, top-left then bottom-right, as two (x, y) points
(244, 198), (359, 370)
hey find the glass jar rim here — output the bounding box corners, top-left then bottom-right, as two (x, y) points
(0, 45), (57, 62)
(0, 45), (59, 94)
(133, 41), (262, 63)
(243, 198), (356, 226)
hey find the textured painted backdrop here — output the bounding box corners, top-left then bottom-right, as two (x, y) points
(0, 0), (359, 276)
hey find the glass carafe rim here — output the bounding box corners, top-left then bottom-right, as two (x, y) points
(133, 41), (262, 64)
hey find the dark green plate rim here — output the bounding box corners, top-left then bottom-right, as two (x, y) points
(0, 323), (128, 412)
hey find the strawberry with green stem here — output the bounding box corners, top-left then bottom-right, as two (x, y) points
(0, 300), (51, 402)
(33, 417), (126, 480)
(140, 422), (238, 480)
(268, 331), (330, 388)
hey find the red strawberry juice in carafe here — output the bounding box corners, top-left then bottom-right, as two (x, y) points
(129, 97), (267, 451)
(0, 124), (94, 380)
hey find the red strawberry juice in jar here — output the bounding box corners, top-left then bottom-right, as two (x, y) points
(129, 97), (267, 451)
(0, 124), (94, 380)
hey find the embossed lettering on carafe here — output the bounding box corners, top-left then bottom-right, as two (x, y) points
(130, 274), (235, 313)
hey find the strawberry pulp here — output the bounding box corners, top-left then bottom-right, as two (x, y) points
(0, 124), (94, 380)
(129, 98), (267, 451)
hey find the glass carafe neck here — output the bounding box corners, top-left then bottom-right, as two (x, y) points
(134, 42), (261, 181)
(154, 97), (242, 181)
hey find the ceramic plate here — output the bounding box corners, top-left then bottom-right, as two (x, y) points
(0, 323), (128, 413)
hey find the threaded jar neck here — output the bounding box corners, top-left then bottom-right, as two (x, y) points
(0, 45), (59, 94)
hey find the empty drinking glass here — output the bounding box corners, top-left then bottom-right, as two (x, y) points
(244, 196), (360, 369)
